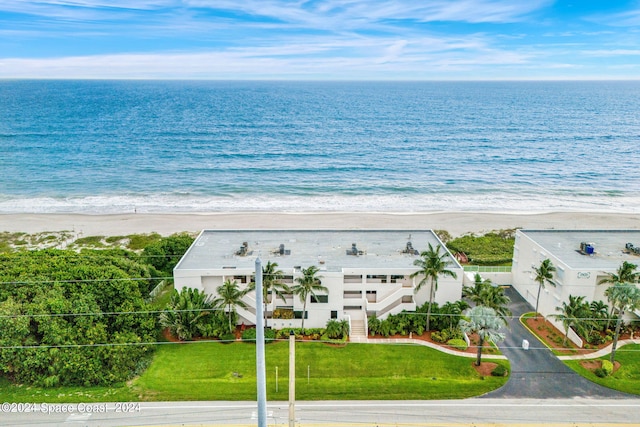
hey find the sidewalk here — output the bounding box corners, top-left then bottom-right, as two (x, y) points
(558, 338), (640, 360)
(349, 335), (507, 359)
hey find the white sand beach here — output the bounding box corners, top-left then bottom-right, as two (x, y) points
(1, 211), (639, 237)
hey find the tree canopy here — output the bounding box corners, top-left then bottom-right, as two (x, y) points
(0, 249), (158, 387)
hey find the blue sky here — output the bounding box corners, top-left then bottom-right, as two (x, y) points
(1, 0), (639, 79)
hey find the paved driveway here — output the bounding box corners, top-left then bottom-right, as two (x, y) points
(481, 287), (632, 398)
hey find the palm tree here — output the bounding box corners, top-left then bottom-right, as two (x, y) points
(212, 279), (249, 334)
(463, 274), (511, 320)
(248, 261), (289, 328)
(589, 300), (609, 334)
(291, 265), (327, 332)
(159, 286), (215, 340)
(533, 258), (556, 318)
(410, 243), (457, 331)
(598, 261), (640, 287)
(462, 273), (490, 302)
(551, 295), (592, 346)
(439, 300), (470, 329)
(605, 282), (640, 363)
(599, 261), (639, 331)
(459, 306), (506, 366)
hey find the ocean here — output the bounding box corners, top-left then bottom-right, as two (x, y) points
(1, 80), (639, 214)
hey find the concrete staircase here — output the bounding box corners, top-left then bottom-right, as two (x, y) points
(349, 319), (367, 342)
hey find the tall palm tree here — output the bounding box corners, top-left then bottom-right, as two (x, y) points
(291, 265), (327, 332)
(212, 279), (249, 334)
(459, 305), (506, 366)
(249, 261), (289, 328)
(533, 258), (556, 318)
(599, 261), (639, 331)
(410, 243), (457, 331)
(551, 295), (592, 346)
(605, 282), (640, 363)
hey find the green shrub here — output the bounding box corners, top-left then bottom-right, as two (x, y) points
(242, 328), (257, 342)
(601, 360), (614, 376)
(491, 365), (508, 377)
(265, 328), (276, 342)
(220, 333), (236, 343)
(594, 367), (608, 378)
(587, 332), (605, 345)
(242, 328), (277, 342)
(447, 338), (468, 351)
(431, 331), (446, 343)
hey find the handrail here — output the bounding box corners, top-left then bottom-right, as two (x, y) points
(463, 265), (512, 273)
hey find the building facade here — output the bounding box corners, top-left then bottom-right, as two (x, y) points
(511, 230), (640, 343)
(173, 230), (464, 330)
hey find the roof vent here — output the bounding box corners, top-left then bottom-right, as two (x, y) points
(402, 241), (419, 255)
(273, 243), (291, 256)
(346, 243), (364, 256)
(625, 242), (640, 255)
(579, 242), (595, 256)
(235, 241), (252, 256)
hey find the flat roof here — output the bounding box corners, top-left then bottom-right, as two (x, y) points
(519, 230), (640, 270)
(175, 230), (458, 272)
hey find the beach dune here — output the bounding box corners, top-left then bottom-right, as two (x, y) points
(2, 212), (639, 237)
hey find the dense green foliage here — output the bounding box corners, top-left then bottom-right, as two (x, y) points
(160, 287), (231, 340)
(141, 233), (195, 276)
(0, 249), (158, 387)
(446, 230), (516, 265)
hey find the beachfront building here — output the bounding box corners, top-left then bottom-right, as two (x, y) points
(173, 230), (463, 331)
(511, 230), (640, 342)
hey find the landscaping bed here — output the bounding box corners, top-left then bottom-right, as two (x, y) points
(523, 315), (631, 355)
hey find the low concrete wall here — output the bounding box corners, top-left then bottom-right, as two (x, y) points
(462, 271), (512, 286)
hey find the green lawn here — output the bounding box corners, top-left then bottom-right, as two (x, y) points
(564, 344), (640, 395)
(131, 340), (508, 401)
(0, 340), (509, 402)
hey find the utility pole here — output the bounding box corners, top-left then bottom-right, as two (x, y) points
(255, 258), (267, 427)
(289, 330), (295, 427)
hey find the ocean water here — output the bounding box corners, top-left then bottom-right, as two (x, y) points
(1, 80), (639, 214)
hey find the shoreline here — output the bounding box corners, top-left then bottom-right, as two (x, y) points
(2, 211), (640, 238)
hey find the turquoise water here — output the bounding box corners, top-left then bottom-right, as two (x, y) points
(1, 80), (639, 213)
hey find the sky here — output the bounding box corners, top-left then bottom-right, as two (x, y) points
(1, 0), (640, 80)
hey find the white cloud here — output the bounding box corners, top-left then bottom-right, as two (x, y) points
(0, 32), (535, 80)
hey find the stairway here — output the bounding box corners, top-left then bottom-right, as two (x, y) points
(350, 320), (367, 342)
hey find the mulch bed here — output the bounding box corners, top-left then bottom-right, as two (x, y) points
(580, 359), (621, 374)
(524, 316), (631, 355)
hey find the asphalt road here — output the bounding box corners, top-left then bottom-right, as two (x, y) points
(482, 287), (632, 398)
(2, 399), (640, 426)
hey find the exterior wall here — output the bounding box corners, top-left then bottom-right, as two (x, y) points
(511, 230), (631, 318)
(174, 257), (464, 329)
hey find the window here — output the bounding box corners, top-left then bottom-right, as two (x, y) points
(331, 311), (338, 319)
(311, 295), (329, 303)
(294, 311), (308, 319)
(233, 275), (247, 284)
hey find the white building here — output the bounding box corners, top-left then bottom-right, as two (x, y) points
(173, 230), (463, 331)
(512, 230), (640, 344)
